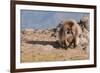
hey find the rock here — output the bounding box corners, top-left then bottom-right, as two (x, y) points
(79, 16), (89, 31)
(81, 16), (89, 23)
(82, 28), (89, 41)
(34, 44), (44, 48)
(33, 44), (54, 51)
(79, 35), (89, 52)
(35, 29), (43, 33)
(81, 37), (88, 46)
(22, 29), (34, 35)
(43, 29), (50, 34)
(43, 45), (54, 51)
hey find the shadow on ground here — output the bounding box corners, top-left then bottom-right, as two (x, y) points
(26, 40), (61, 48)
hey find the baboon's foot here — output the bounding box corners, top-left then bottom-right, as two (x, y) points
(64, 46), (68, 49)
(60, 45), (68, 49)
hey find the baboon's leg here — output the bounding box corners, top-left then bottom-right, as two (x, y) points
(63, 40), (68, 49)
(59, 40), (68, 49)
(59, 40), (65, 48)
(65, 40), (69, 47)
(58, 41), (62, 47)
(73, 39), (76, 48)
(58, 40), (64, 48)
(68, 39), (74, 48)
(73, 36), (79, 48)
(75, 36), (80, 46)
(72, 33), (76, 48)
(64, 40), (69, 49)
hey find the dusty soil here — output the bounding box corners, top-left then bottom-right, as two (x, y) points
(21, 29), (89, 63)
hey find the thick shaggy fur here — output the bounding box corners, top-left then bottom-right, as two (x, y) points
(58, 19), (82, 48)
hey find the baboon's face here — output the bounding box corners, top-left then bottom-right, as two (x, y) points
(63, 24), (73, 37)
(65, 29), (72, 35)
(64, 28), (73, 47)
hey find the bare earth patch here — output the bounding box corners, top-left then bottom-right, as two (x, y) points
(21, 29), (89, 63)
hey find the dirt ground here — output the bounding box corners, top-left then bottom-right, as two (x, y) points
(21, 29), (89, 63)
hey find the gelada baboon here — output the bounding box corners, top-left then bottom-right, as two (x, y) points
(58, 19), (82, 48)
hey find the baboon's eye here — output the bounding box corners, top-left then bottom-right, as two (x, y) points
(67, 31), (70, 34)
(65, 30), (70, 34)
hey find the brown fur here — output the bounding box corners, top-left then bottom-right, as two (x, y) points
(58, 19), (82, 48)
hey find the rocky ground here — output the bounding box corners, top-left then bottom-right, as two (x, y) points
(21, 28), (89, 63)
